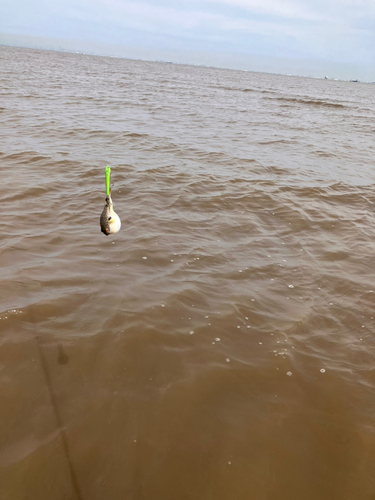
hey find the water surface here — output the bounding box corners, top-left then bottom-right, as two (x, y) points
(1, 46), (375, 500)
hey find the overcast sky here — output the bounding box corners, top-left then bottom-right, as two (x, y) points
(1, 0), (374, 80)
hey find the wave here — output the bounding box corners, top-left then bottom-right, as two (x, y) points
(265, 96), (347, 108)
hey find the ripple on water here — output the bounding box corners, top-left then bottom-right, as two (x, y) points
(1, 46), (375, 500)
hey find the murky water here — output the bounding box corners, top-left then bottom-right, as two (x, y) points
(1, 45), (375, 500)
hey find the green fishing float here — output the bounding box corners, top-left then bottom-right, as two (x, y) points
(105, 165), (111, 196)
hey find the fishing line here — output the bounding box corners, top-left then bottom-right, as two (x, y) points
(32, 316), (84, 499)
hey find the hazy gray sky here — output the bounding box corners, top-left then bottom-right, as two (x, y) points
(1, 0), (374, 80)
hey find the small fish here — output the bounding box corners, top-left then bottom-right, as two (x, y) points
(100, 194), (121, 235)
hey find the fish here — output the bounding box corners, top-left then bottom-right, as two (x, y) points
(100, 193), (121, 235)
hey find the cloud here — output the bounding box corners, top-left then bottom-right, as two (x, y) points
(59, 0), (323, 41)
(197, 0), (325, 21)
(57, 0), (374, 58)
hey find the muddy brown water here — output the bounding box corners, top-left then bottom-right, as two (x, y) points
(1, 45), (375, 500)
